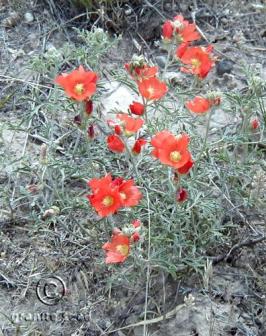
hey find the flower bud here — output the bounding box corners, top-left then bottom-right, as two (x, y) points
(251, 118), (259, 130)
(84, 100), (93, 116)
(129, 101), (145, 116)
(176, 188), (188, 202)
(73, 114), (82, 126)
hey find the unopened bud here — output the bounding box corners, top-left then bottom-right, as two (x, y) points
(42, 206), (60, 219)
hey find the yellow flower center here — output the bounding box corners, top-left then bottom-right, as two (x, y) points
(116, 244), (129, 256)
(177, 35), (184, 43)
(124, 130), (134, 137)
(191, 58), (201, 68)
(74, 83), (84, 95)
(170, 151), (181, 162)
(147, 86), (154, 97)
(102, 196), (114, 207)
(120, 192), (127, 200)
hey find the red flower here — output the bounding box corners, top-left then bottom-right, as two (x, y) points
(172, 14), (200, 43)
(186, 96), (211, 114)
(55, 65), (98, 101)
(85, 100), (93, 116)
(162, 15), (200, 43)
(117, 114), (144, 135)
(107, 134), (125, 153)
(251, 118), (259, 130)
(117, 179), (142, 207)
(135, 65), (158, 82)
(162, 20), (174, 40)
(102, 233), (130, 264)
(186, 95), (221, 114)
(129, 101), (145, 116)
(88, 186), (122, 217)
(132, 138), (147, 154)
(87, 175), (142, 217)
(151, 131), (192, 169)
(177, 159), (194, 174)
(176, 42), (189, 58)
(176, 188), (188, 202)
(177, 46), (215, 79)
(125, 63), (158, 82)
(88, 174), (112, 192)
(138, 77), (168, 100)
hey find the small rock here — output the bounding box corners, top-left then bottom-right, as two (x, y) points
(24, 12), (34, 23)
(155, 55), (167, 68)
(124, 8), (132, 16)
(216, 60), (234, 77)
(221, 17), (229, 24)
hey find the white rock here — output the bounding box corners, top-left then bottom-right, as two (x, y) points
(24, 12), (34, 23)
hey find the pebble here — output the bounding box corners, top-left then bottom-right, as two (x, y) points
(24, 12), (34, 23)
(154, 55), (167, 68)
(124, 8), (132, 16)
(216, 59), (234, 77)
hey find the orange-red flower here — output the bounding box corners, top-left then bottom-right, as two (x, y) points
(176, 188), (188, 202)
(102, 233), (130, 264)
(172, 14), (200, 43)
(88, 174), (112, 192)
(138, 77), (168, 100)
(186, 95), (221, 114)
(55, 65), (98, 101)
(176, 42), (189, 58)
(177, 158), (194, 174)
(88, 187), (122, 217)
(129, 101), (145, 116)
(132, 138), (147, 154)
(162, 20), (174, 40)
(177, 45), (215, 79)
(117, 114), (144, 135)
(151, 131), (192, 169)
(186, 96), (211, 114)
(251, 118), (259, 130)
(125, 63), (158, 82)
(162, 15), (200, 43)
(107, 134), (125, 153)
(117, 179), (142, 207)
(87, 175), (142, 217)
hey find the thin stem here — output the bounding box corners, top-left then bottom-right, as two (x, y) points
(143, 187), (151, 336)
(197, 111), (212, 163)
(122, 136), (140, 180)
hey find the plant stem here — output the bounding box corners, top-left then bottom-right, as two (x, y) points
(122, 136), (140, 180)
(197, 111), (212, 163)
